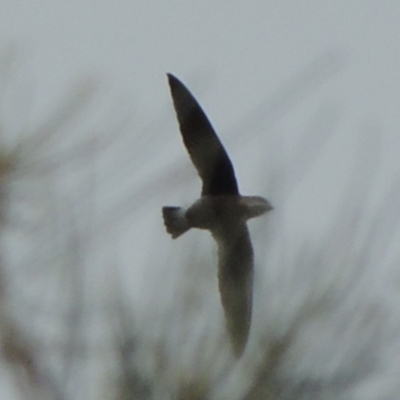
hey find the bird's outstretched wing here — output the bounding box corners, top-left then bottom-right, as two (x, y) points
(167, 74), (239, 196)
(213, 222), (253, 356)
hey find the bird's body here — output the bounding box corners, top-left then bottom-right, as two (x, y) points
(163, 74), (272, 356)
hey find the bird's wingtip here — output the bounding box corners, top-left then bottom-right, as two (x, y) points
(167, 73), (186, 91)
(166, 72), (177, 83)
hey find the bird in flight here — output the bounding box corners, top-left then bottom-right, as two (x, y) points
(162, 74), (273, 357)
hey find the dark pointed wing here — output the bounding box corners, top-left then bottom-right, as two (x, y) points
(213, 222), (253, 357)
(167, 74), (239, 196)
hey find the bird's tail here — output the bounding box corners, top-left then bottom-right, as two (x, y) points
(162, 207), (190, 239)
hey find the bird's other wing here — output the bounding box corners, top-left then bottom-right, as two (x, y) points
(167, 73), (239, 196)
(213, 222), (254, 357)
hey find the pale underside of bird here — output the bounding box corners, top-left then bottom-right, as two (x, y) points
(162, 74), (273, 357)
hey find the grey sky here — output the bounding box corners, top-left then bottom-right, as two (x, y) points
(2, 1), (398, 230)
(1, 0), (399, 300)
(1, 1), (399, 125)
(1, 2), (400, 398)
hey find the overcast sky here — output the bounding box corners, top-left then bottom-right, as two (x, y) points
(1, 3), (400, 397)
(1, 0), (400, 311)
(1, 1), (399, 125)
(1, 1), (398, 216)
(1, 1), (399, 283)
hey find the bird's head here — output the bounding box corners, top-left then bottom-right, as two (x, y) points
(239, 196), (273, 220)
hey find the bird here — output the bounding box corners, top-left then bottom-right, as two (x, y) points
(162, 74), (273, 357)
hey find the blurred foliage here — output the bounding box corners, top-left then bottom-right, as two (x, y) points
(0, 47), (398, 400)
